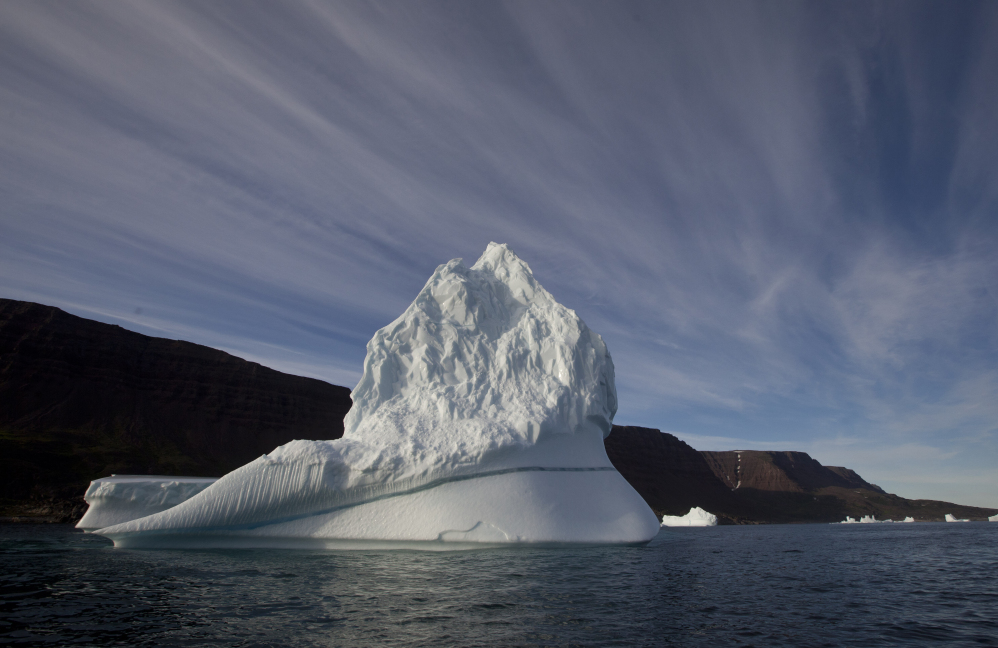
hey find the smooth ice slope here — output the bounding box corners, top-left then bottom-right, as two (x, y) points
(97, 243), (659, 548)
(77, 476), (217, 531)
(660, 507), (718, 527)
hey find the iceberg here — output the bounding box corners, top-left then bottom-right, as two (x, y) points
(660, 507), (718, 527)
(95, 243), (659, 548)
(837, 515), (891, 524)
(990, 514), (998, 522)
(76, 475), (217, 531)
(945, 514), (970, 523)
(900, 517), (915, 523)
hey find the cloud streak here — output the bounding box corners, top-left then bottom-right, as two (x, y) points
(2, 1), (996, 505)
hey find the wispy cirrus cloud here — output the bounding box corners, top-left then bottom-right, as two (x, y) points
(1, 1), (996, 505)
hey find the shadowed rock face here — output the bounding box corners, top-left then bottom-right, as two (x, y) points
(604, 426), (747, 523)
(0, 299), (351, 521)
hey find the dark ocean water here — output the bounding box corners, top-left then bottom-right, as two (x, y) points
(1, 522), (995, 647)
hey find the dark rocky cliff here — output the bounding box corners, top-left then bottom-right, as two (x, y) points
(604, 426), (751, 523)
(0, 299), (352, 521)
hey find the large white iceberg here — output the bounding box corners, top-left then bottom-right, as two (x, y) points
(95, 243), (659, 548)
(76, 475), (217, 531)
(945, 514), (970, 523)
(990, 514), (998, 522)
(660, 507), (718, 527)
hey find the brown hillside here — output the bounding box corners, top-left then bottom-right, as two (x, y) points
(699, 450), (994, 523)
(701, 450), (885, 493)
(0, 298), (352, 521)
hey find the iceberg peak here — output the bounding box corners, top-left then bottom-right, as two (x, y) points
(343, 242), (617, 462)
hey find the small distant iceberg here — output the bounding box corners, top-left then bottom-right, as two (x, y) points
(837, 515), (891, 524)
(899, 517), (915, 523)
(990, 514), (998, 522)
(660, 507), (717, 527)
(945, 514), (970, 523)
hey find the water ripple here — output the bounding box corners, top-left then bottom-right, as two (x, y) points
(1, 523), (996, 646)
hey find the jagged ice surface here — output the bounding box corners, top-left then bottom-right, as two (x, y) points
(97, 243), (658, 547)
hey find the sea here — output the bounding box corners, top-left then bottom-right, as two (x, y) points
(1, 522), (995, 647)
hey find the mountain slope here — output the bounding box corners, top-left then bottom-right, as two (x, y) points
(605, 428), (996, 523)
(701, 450), (886, 494)
(604, 426), (752, 522)
(0, 299), (352, 521)
(696, 449), (994, 522)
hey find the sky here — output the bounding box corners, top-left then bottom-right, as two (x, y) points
(2, 1), (996, 507)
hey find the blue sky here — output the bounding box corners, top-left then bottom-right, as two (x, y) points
(2, 1), (996, 506)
